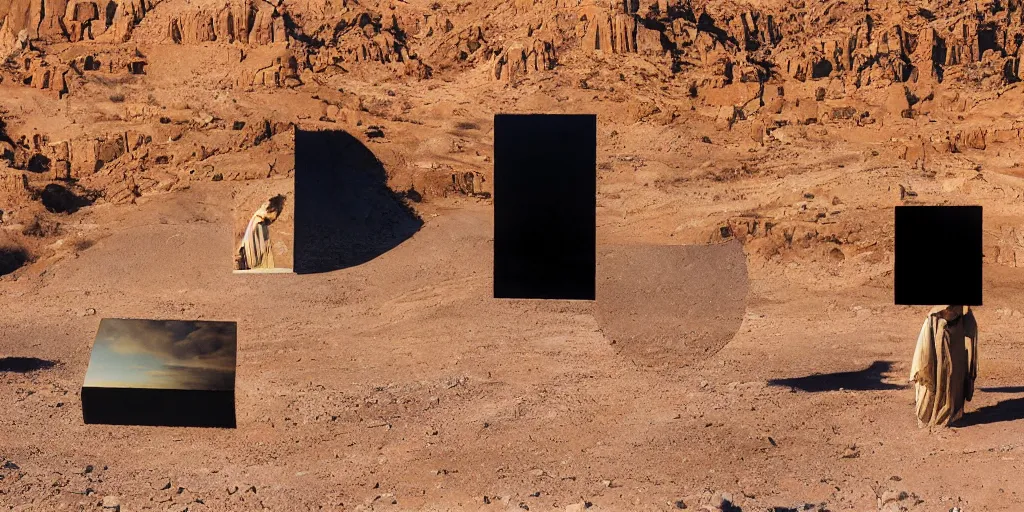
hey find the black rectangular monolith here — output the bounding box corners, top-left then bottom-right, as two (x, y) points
(493, 114), (596, 300)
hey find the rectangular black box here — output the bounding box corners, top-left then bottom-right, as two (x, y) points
(493, 114), (597, 300)
(82, 318), (237, 428)
(82, 388), (235, 428)
(894, 205), (982, 305)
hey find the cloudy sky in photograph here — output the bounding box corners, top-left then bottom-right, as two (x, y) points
(84, 319), (236, 390)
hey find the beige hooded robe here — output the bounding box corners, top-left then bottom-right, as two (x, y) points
(236, 203), (276, 270)
(909, 305), (978, 427)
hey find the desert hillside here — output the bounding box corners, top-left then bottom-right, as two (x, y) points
(2, 0), (1024, 510)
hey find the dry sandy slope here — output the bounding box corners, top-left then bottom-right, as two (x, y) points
(2, 181), (1024, 511)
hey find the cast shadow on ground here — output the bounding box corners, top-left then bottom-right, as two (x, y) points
(0, 246), (29, 276)
(979, 386), (1024, 393)
(0, 357), (57, 373)
(39, 183), (97, 213)
(293, 129), (423, 274)
(767, 361), (906, 392)
(956, 396), (1024, 427)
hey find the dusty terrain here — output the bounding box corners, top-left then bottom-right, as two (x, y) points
(3, 0), (1024, 510)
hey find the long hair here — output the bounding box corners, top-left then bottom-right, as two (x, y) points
(264, 194), (287, 223)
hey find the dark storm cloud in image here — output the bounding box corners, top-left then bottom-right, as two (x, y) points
(84, 319), (237, 391)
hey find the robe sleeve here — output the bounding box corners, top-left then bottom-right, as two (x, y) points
(964, 310), (978, 402)
(910, 313), (937, 392)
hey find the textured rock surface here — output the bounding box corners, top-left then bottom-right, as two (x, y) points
(2, 1), (1024, 509)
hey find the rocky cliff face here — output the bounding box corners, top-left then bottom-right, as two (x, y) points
(3, 0), (1024, 269)
(6, 0), (1019, 89)
(0, 0), (158, 44)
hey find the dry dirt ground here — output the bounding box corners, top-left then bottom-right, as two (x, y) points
(4, 0), (1024, 510)
(2, 173), (1024, 512)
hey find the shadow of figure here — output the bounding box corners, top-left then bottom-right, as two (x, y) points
(979, 386), (1024, 393)
(956, 397), (1024, 427)
(0, 357), (56, 373)
(293, 129), (423, 274)
(767, 361), (906, 392)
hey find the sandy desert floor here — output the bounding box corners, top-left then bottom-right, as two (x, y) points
(2, 177), (1024, 511)
(3, 0), (1024, 509)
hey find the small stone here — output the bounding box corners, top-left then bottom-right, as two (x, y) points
(483, 496), (491, 504)
(675, 500), (687, 509)
(84, 465), (94, 474)
(82, 308), (96, 316)
(227, 485), (239, 495)
(519, 503), (530, 510)
(101, 495), (120, 510)
(529, 468), (545, 477)
(2, 461), (19, 470)
(841, 445), (860, 458)
(880, 490), (901, 505)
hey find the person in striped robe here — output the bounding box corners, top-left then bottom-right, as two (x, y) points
(234, 195), (286, 271)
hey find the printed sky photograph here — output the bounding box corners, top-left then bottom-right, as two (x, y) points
(83, 319), (237, 391)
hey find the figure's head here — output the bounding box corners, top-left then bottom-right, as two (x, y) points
(262, 195), (287, 223)
(938, 305), (966, 321)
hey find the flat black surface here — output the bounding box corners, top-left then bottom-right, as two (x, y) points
(493, 114), (596, 300)
(894, 205), (982, 305)
(294, 129), (423, 274)
(82, 387), (236, 428)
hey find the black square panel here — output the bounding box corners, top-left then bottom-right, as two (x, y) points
(493, 114), (596, 300)
(894, 206), (982, 305)
(82, 318), (237, 428)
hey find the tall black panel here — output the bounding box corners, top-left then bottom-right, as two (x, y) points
(493, 114), (596, 300)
